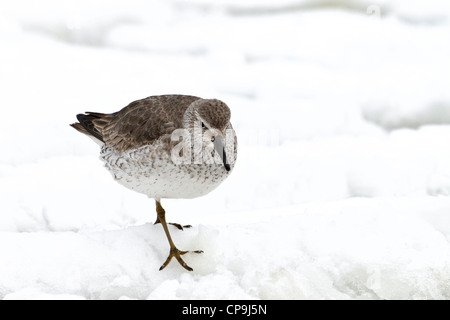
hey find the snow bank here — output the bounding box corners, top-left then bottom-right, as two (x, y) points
(1, 198), (449, 300)
(362, 100), (450, 131)
(175, 0), (450, 23)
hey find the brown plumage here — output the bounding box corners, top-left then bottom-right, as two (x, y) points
(71, 95), (202, 152)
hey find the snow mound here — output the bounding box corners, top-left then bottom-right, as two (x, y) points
(362, 100), (450, 131)
(1, 198), (449, 300)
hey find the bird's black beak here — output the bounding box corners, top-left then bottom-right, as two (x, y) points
(222, 149), (231, 172)
(213, 134), (231, 172)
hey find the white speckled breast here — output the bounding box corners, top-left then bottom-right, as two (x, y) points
(100, 143), (234, 200)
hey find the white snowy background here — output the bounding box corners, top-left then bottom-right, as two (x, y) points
(1, 0), (450, 300)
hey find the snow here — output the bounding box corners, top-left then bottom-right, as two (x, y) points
(1, 0), (450, 300)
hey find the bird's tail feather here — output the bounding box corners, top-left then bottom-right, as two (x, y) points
(70, 112), (107, 144)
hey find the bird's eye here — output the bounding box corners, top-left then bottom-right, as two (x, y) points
(201, 122), (206, 128)
(211, 137), (215, 142)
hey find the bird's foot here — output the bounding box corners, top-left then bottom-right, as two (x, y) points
(169, 223), (192, 231)
(159, 247), (203, 272)
(154, 219), (192, 231)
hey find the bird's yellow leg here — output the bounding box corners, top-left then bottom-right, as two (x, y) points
(155, 201), (202, 271)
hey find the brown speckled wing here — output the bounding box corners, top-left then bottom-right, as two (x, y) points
(93, 95), (201, 152)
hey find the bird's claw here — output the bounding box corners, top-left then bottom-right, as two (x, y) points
(169, 223), (192, 231)
(154, 219), (192, 231)
(159, 248), (203, 272)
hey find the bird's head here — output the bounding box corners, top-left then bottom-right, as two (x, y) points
(195, 99), (231, 133)
(184, 99), (234, 172)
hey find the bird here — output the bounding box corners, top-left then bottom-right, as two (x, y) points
(71, 95), (237, 271)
